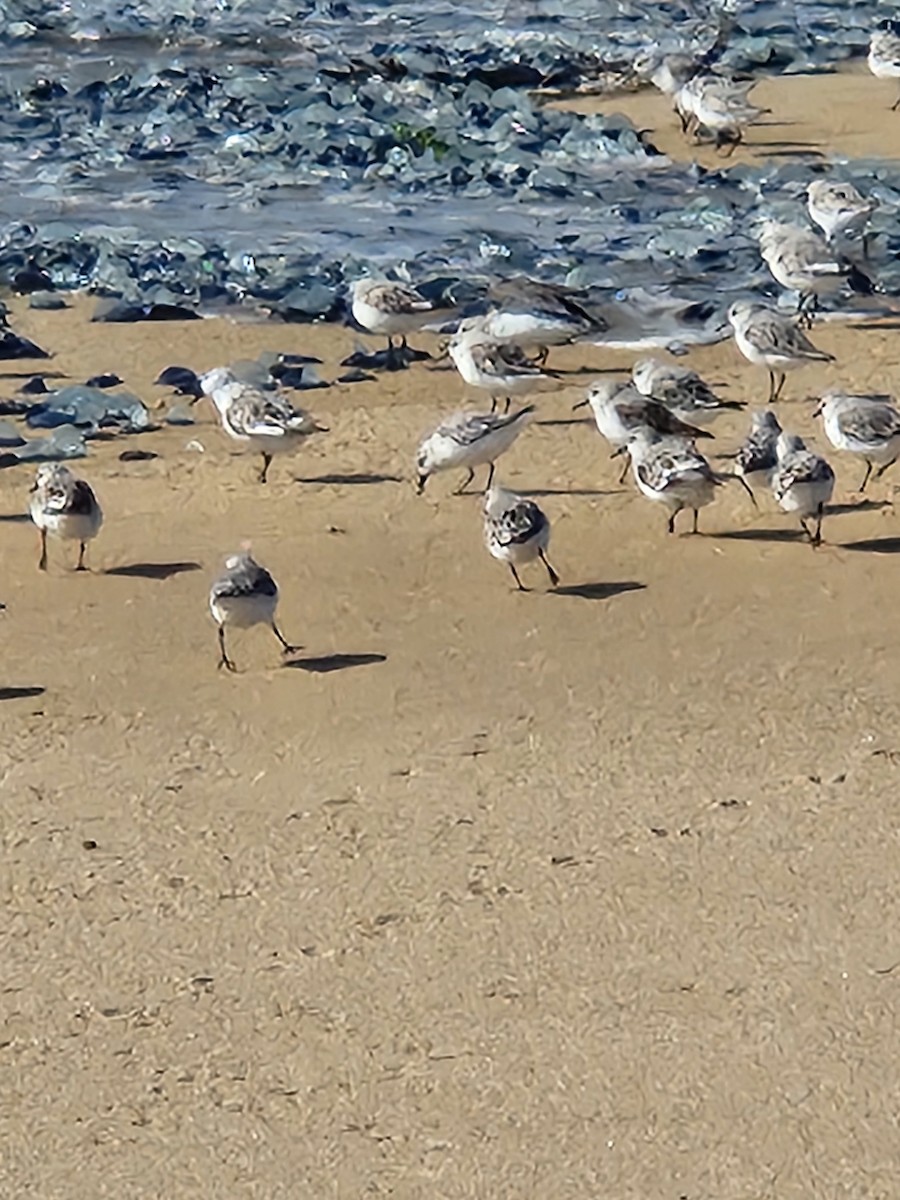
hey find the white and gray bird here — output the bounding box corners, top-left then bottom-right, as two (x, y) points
(29, 463), (103, 572)
(448, 319), (554, 413)
(868, 27), (900, 109)
(350, 277), (438, 356)
(415, 404), (534, 496)
(575, 378), (711, 483)
(676, 73), (765, 152)
(806, 180), (875, 245)
(209, 548), (297, 672)
(625, 428), (720, 535)
(735, 410), (782, 495)
(770, 432), (835, 545)
(482, 483), (559, 591)
(757, 218), (873, 321)
(727, 300), (834, 403)
(482, 277), (607, 360)
(200, 367), (326, 483)
(632, 357), (744, 425)
(813, 388), (900, 492)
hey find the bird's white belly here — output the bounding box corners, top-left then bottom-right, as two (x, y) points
(776, 477), (833, 516)
(353, 298), (428, 336)
(210, 593), (277, 629)
(33, 507), (101, 542)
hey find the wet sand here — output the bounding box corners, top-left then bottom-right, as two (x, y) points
(2, 73), (900, 1199)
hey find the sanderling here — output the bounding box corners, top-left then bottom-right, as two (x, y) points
(770, 432), (834, 545)
(209, 547), (297, 672)
(632, 357), (744, 425)
(415, 404), (534, 496)
(757, 219), (873, 321)
(806, 180), (875, 246)
(29, 464), (103, 572)
(625, 428), (720, 534)
(727, 300), (834, 403)
(869, 27), (900, 109)
(200, 367), (327, 483)
(575, 378), (711, 482)
(350, 277), (437, 358)
(483, 276), (607, 358)
(735, 410), (782, 495)
(483, 483), (559, 591)
(448, 320), (554, 413)
(813, 388), (900, 492)
(677, 74), (765, 152)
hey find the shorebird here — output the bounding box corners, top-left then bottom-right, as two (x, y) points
(29, 464), (103, 572)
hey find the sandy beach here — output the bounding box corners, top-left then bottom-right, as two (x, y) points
(2, 72), (900, 1199)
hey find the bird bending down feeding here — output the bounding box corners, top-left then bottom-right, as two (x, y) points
(415, 404), (534, 496)
(199, 367), (327, 483)
(482, 482), (559, 591)
(209, 548), (298, 672)
(29, 464), (103, 572)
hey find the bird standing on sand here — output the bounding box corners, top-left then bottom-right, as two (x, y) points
(483, 483), (559, 591)
(770, 432), (834, 546)
(727, 301), (834, 403)
(200, 367), (327, 484)
(209, 548), (297, 672)
(448, 318), (554, 414)
(624, 428), (720, 535)
(813, 388), (900, 493)
(350, 277), (438, 361)
(29, 464), (103, 572)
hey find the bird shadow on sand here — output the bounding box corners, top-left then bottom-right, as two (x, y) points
(0, 512), (31, 523)
(518, 486), (622, 498)
(0, 685), (45, 701)
(828, 499), (891, 517)
(284, 652), (387, 673)
(841, 536), (900, 555)
(105, 561), (202, 580)
(536, 417), (593, 429)
(552, 580), (645, 601)
(295, 472), (403, 486)
(715, 528), (808, 543)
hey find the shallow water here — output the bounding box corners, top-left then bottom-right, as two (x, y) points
(0, 1), (896, 324)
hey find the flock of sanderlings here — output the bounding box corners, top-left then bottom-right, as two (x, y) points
(22, 22), (900, 671)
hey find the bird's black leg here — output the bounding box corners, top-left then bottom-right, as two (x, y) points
(271, 621), (299, 656)
(691, 509), (700, 535)
(38, 529), (47, 572)
(892, 89), (900, 112)
(772, 372), (786, 403)
(874, 458), (895, 481)
(859, 460), (873, 493)
(667, 510), (678, 535)
(812, 503), (824, 546)
(454, 468), (475, 495)
(76, 541), (88, 571)
(217, 626), (236, 672)
(539, 548), (560, 588)
(484, 462), (496, 493)
(258, 452), (272, 484)
(509, 564), (527, 592)
(503, 397), (511, 414)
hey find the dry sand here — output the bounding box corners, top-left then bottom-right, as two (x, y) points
(2, 74), (900, 1200)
